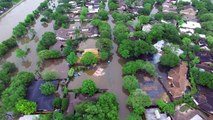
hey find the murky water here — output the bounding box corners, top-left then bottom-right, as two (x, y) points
(0, 0), (45, 41)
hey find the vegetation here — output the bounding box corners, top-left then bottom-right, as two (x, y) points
(42, 70), (59, 81)
(1, 72), (35, 112)
(15, 99), (37, 115)
(108, 0), (118, 11)
(98, 9), (108, 20)
(123, 75), (139, 93)
(68, 68), (75, 77)
(127, 89), (151, 115)
(80, 52), (98, 65)
(160, 52), (180, 67)
(100, 51), (110, 61)
(13, 22), (27, 37)
(66, 52), (78, 65)
(80, 7), (88, 22)
(0, 43), (8, 57)
(53, 97), (62, 108)
(37, 32), (57, 52)
(157, 99), (175, 115)
(40, 82), (56, 95)
(38, 50), (62, 60)
(15, 48), (27, 58)
(81, 80), (97, 96)
(127, 113), (142, 120)
(122, 60), (156, 76)
(61, 98), (69, 111)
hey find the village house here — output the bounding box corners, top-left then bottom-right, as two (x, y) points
(195, 51), (213, 63)
(180, 5), (197, 21)
(69, 1), (77, 7)
(19, 115), (39, 120)
(142, 24), (152, 32)
(56, 28), (75, 41)
(71, 7), (81, 14)
(145, 108), (171, 120)
(167, 62), (190, 99)
(162, 2), (177, 13)
(198, 38), (210, 51)
(80, 26), (99, 38)
(26, 80), (59, 113)
(179, 21), (201, 35)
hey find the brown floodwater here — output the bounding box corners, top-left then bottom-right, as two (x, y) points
(0, 0), (45, 41)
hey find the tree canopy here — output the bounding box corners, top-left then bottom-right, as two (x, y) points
(15, 99), (37, 115)
(81, 80), (97, 96)
(80, 52), (98, 65)
(123, 75), (139, 93)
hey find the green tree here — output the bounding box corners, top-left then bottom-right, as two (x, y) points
(2, 37), (17, 49)
(96, 38), (113, 52)
(0, 43), (8, 57)
(66, 52), (78, 65)
(37, 32), (57, 52)
(2, 62), (16, 73)
(157, 99), (175, 115)
(123, 75), (139, 93)
(40, 82), (56, 95)
(138, 15), (150, 24)
(80, 52), (98, 65)
(128, 89), (151, 115)
(206, 35), (213, 49)
(15, 99), (37, 115)
(15, 48), (27, 58)
(42, 70), (58, 81)
(13, 22), (27, 37)
(98, 9), (108, 20)
(81, 80), (97, 96)
(127, 113), (142, 120)
(38, 50), (62, 60)
(53, 111), (64, 120)
(160, 52), (180, 67)
(53, 97), (62, 108)
(100, 51), (110, 61)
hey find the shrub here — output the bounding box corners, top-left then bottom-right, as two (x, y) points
(2, 37), (17, 49)
(2, 62), (16, 73)
(123, 75), (139, 93)
(0, 43), (8, 57)
(15, 99), (37, 115)
(53, 97), (62, 108)
(80, 52), (98, 65)
(100, 51), (110, 61)
(160, 52), (180, 67)
(38, 50), (62, 60)
(68, 68), (74, 77)
(127, 113), (142, 120)
(40, 82), (56, 95)
(81, 80), (97, 96)
(61, 98), (69, 111)
(66, 52), (78, 65)
(42, 70), (58, 81)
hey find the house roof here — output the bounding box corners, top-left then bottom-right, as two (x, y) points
(167, 62), (189, 99)
(145, 108), (170, 120)
(196, 64), (213, 73)
(195, 51), (213, 63)
(180, 21), (201, 29)
(26, 80), (59, 112)
(19, 115), (39, 120)
(56, 28), (74, 41)
(180, 8), (196, 16)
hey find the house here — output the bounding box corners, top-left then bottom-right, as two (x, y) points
(69, 1), (77, 7)
(198, 38), (210, 51)
(142, 24), (152, 32)
(194, 86), (213, 115)
(196, 63), (213, 73)
(74, 15), (80, 22)
(19, 115), (39, 120)
(81, 27), (99, 38)
(88, 5), (99, 13)
(56, 28), (75, 41)
(195, 51), (213, 63)
(167, 62), (189, 99)
(179, 21), (201, 35)
(145, 108), (171, 120)
(180, 6), (197, 21)
(71, 7), (81, 14)
(26, 80), (59, 112)
(162, 2), (177, 13)
(153, 40), (165, 54)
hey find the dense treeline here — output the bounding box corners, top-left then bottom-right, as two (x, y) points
(0, 0), (21, 11)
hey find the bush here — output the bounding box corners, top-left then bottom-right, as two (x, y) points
(80, 52), (98, 65)
(100, 51), (110, 61)
(37, 32), (57, 52)
(66, 52), (78, 65)
(123, 75), (139, 93)
(15, 99), (37, 115)
(127, 113), (142, 120)
(81, 80), (97, 96)
(42, 70), (59, 81)
(2, 37), (17, 49)
(38, 50), (62, 60)
(157, 99), (175, 115)
(0, 43), (8, 57)
(160, 52), (180, 67)
(61, 98), (69, 111)
(13, 22), (27, 37)
(68, 68), (74, 77)
(2, 62), (16, 73)
(53, 97), (62, 108)
(40, 82), (56, 95)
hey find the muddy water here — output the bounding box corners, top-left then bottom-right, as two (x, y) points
(0, 0), (45, 41)
(0, 15), (55, 73)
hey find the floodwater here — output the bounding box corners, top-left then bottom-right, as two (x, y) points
(150, 2), (159, 15)
(0, 0), (45, 41)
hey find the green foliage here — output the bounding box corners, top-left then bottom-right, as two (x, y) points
(108, 0), (118, 11)
(2, 37), (17, 49)
(80, 52), (98, 65)
(40, 82), (56, 95)
(98, 9), (108, 20)
(199, 13), (213, 22)
(113, 22), (129, 44)
(37, 32), (57, 52)
(80, 7), (88, 22)
(127, 89), (151, 115)
(15, 48), (27, 58)
(118, 40), (157, 58)
(91, 19), (111, 39)
(24, 14), (35, 26)
(53, 111), (64, 120)
(122, 60), (156, 76)
(96, 38), (113, 52)
(68, 68), (75, 77)
(201, 21), (213, 31)
(157, 99), (175, 115)
(160, 52), (180, 67)
(100, 51), (110, 61)
(2, 62), (16, 73)
(112, 12), (132, 22)
(138, 15), (150, 24)
(42, 70), (58, 81)
(38, 50), (62, 60)
(13, 22), (27, 37)
(66, 52), (78, 65)
(0, 43), (8, 57)
(71, 92), (119, 119)
(61, 98), (69, 111)
(15, 99), (37, 115)
(123, 75), (139, 93)
(127, 113), (142, 120)
(206, 35), (213, 49)
(191, 67), (213, 89)
(53, 97), (62, 108)
(81, 80), (97, 96)
(1, 72), (35, 112)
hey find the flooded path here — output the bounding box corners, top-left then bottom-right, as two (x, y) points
(0, 0), (45, 41)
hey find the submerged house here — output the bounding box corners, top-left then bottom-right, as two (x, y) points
(56, 28), (75, 41)
(145, 108), (171, 120)
(26, 80), (59, 113)
(167, 62), (189, 99)
(179, 21), (201, 35)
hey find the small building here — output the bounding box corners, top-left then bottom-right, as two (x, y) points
(26, 80), (59, 113)
(145, 108), (171, 120)
(179, 21), (201, 35)
(162, 2), (177, 13)
(142, 24), (152, 32)
(195, 51), (213, 63)
(56, 28), (75, 41)
(71, 7), (81, 14)
(81, 27), (99, 38)
(19, 115), (39, 120)
(167, 62), (189, 99)
(153, 40), (165, 54)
